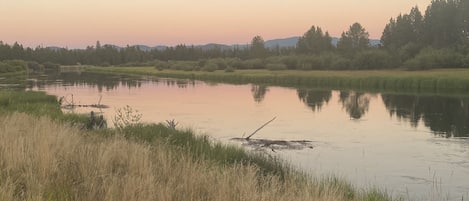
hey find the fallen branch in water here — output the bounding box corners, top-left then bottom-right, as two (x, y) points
(231, 138), (314, 151)
(60, 94), (109, 109)
(245, 117), (276, 140)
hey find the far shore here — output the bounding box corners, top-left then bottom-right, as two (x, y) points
(85, 66), (469, 94)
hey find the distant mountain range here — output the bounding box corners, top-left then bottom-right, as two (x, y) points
(47, 37), (380, 51)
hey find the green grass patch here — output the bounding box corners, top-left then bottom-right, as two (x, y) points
(0, 90), (88, 125)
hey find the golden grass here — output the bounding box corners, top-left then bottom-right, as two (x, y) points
(0, 113), (359, 201)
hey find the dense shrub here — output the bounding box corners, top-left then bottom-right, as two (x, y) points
(43, 61), (60, 70)
(98, 62), (111, 67)
(224, 66), (235, 73)
(404, 48), (464, 70)
(27, 61), (44, 72)
(0, 60), (27, 73)
(169, 61), (198, 71)
(280, 55), (299, 69)
(202, 62), (217, 72)
(297, 56), (322, 70)
(463, 54), (469, 67)
(225, 58), (243, 69)
(154, 60), (170, 70)
(398, 42), (422, 63)
(329, 57), (352, 70)
(241, 59), (264, 69)
(352, 50), (396, 69)
(209, 58), (228, 70)
(264, 57), (280, 65)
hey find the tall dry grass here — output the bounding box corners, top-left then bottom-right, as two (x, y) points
(0, 113), (356, 201)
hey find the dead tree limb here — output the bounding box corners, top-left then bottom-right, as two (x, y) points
(97, 95), (102, 106)
(245, 117), (276, 140)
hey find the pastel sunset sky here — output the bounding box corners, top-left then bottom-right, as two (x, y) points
(1, 0), (431, 48)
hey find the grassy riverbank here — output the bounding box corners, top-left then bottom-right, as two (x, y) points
(86, 66), (469, 93)
(0, 90), (400, 201)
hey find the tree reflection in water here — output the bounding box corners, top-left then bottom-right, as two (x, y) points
(297, 89), (331, 112)
(339, 91), (373, 120)
(382, 94), (469, 137)
(251, 85), (269, 103)
(28, 72), (145, 92)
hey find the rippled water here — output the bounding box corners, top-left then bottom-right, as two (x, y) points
(29, 72), (469, 200)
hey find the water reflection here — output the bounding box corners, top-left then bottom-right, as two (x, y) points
(27, 72), (469, 139)
(297, 89), (331, 112)
(28, 72), (146, 92)
(251, 85), (269, 103)
(382, 94), (469, 137)
(165, 79), (195, 88)
(339, 91), (374, 119)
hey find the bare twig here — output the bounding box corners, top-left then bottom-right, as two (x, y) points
(245, 117), (276, 140)
(166, 119), (178, 129)
(97, 95), (102, 106)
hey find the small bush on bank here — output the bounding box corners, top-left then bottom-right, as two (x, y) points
(202, 62), (217, 72)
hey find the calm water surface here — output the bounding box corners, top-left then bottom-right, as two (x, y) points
(29, 72), (469, 200)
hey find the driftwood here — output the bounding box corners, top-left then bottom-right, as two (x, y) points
(62, 104), (110, 109)
(246, 117), (276, 140)
(232, 138), (314, 151)
(60, 94), (109, 109)
(232, 117), (314, 151)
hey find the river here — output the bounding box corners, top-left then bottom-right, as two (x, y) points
(28, 72), (469, 200)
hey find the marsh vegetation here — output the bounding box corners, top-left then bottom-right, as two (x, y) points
(0, 90), (403, 201)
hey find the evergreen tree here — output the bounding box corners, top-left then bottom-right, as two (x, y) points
(337, 23), (370, 55)
(296, 26), (333, 54)
(250, 35), (267, 59)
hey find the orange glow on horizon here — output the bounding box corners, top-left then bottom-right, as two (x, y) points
(0, 0), (431, 48)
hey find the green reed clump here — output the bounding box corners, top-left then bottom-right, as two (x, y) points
(360, 189), (401, 201)
(0, 90), (88, 126)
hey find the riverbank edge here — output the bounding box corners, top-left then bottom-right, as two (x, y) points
(0, 89), (401, 200)
(85, 66), (469, 94)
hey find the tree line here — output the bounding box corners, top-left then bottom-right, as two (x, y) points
(1, 0), (468, 71)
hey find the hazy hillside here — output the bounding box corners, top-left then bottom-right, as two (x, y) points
(264, 37), (300, 48)
(50, 37), (380, 51)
